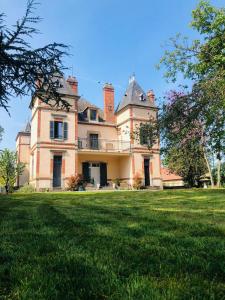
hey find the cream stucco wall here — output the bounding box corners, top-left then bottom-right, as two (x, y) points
(39, 110), (76, 144)
(131, 152), (161, 187)
(78, 123), (118, 140)
(30, 96), (77, 147)
(116, 108), (130, 124)
(30, 151), (36, 182)
(132, 107), (158, 150)
(119, 156), (132, 182)
(31, 148), (76, 190)
(78, 154), (122, 180)
(16, 134), (30, 186)
(30, 111), (38, 148)
(132, 106), (156, 119)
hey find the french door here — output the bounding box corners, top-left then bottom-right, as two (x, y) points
(144, 159), (150, 186)
(89, 134), (99, 149)
(53, 156), (62, 187)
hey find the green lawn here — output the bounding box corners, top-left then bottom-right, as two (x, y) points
(0, 190), (225, 300)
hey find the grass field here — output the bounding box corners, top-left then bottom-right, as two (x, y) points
(0, 189), (225, 299)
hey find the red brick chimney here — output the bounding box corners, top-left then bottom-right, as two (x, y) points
(103, 83), (115, 123)
(67, 76), (78, 94)
(147, 90), (155, 103)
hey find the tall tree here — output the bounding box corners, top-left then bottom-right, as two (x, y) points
(0, 0), (70, 113)
(158, 0), (225, 186)
(212, 162), (225, 187)
(158, 0), (225, 81)
(163, 140), (207, 187)
(160, 90), (209, 186)
(0, 149), (24, 193)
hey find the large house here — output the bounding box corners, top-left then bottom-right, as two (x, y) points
(16, 75), (162, 190)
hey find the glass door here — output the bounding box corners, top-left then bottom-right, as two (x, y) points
(89, 134), (99, 149)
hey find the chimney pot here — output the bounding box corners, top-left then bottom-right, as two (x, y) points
(147, 90), (155, 102)
(103, 83), (115, 123)
(67, 76), (78, 94)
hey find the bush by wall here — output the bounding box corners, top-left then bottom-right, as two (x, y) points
(17, 183), (36, 193)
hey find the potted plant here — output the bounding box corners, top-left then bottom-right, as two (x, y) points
(66, 174), (85, 191)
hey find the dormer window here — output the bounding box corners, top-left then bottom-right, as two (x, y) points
(83, 109), (88, 120)
(54, 79), (63, 89)
(139, 93), (146, 101)
(90, 109), (97, 121)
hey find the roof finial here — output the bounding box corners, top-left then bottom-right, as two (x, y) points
(129, 73), (135, 84)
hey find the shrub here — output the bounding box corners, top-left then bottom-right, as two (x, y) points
(112, 178), (121, 186)
(66, 174), (84, 191)
(133, 172), (142, 190)
(18, 183), (35, 193)
(39, 188), (50, 192)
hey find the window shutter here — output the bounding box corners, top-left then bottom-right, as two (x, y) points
(50, 121), (54, 139)
(82, 162), (90, 182)
(100, 163), (107, 186)
(64, 122), (68, 140)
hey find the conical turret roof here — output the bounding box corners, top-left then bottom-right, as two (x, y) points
(116, 76), (156, 112)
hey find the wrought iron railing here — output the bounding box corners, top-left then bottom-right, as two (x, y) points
(77, 138), (131, 152)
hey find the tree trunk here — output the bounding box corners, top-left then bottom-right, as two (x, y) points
(203, 147), (214, 187)
(217, 158), (221, 188)
(5, 184), (9, 194)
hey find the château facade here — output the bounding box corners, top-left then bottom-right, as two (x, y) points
(16, 75), (162, 190)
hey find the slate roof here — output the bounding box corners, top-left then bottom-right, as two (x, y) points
(44, 75), (104, 117)
(51, 74), (77, 97)
(16, 121), (31, 140)
(116, 78), (156, 112)
(23, 121), (31, 133)
(78, 97), (104, 119)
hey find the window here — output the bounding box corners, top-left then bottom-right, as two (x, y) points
(139, 93), (146, 101)
(89, 134), (99, 149)
(83, 109), (88, 120)
(90, 109), (97, 121)
(140, 127), (148, 145)
(78, 138), (83, 149)
(91, 163), (100, 167)
(54, 121), (63, 139)
(50, 121), (68, 140)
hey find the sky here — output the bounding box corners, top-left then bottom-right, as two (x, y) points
(0, 0), (224, 149)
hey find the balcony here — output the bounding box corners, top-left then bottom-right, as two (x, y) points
(77, 138), (131, 153)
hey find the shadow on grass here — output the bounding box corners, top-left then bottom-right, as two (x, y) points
(0, 190), (225, 299)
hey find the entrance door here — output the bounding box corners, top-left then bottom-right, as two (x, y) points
(144, 159), (150, 186)
(53, 156), (62, 187)
(90, 163), (100, 185)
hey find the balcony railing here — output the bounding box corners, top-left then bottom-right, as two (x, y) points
(77, 138), (131, 152)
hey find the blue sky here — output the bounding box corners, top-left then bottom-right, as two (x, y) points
(0, 0), (223, 149)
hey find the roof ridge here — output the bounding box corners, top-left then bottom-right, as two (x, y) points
(79, 97), (102, 110)
(130, 80), (135, 104)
